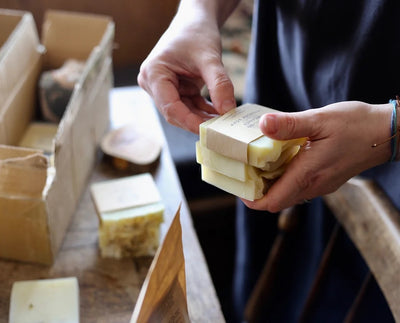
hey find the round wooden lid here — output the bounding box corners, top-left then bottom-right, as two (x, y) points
(101, 124), (162, 169)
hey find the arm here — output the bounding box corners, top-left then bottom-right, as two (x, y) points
(138, 0), (241, 133)
(242, 101), (394, 212)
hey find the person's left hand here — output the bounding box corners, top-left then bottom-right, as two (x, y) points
(241, 101), (393, 212)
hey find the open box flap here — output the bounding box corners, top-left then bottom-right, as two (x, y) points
(44, 9), (114, 153)
(0, 10), (22, 48)
(0, 10), (41, 106)
(0, 145), (48, 199)
(41, 10), (114, 70)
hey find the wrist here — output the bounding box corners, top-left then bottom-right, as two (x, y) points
(176, 0), (240, 28)
(370, 103), (393, 163)
(394, 99), (400, 161)
(370, 100), (400, 162)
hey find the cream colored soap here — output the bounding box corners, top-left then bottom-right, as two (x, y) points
(9, 277), (79, 323)
(90, 173), (164, 259)
(99, 202), (164, 258)
(248, 137), (306, 168)
(197, 104), (306, 200)
(196, 141), (301, 182)
(196, 141), (248, 182)
(199, 105), (306, 167)
(201, 165), (270, 201)
(197, 144), (295, 200)
(18, 122), (58, 154)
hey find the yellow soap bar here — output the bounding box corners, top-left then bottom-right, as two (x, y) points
(199, 105), (306, 167)
(198, 104), (306, 200)
(201, 164), (270, 201)
(196, 141), (300, 182)
(9, 277), (79, 323)
(196, 141), (249, 182)
(18, 122), (58, 154)
(99, 202), (164, 258)
(248, 137), (306, 168)
(90, 173), (164, 258)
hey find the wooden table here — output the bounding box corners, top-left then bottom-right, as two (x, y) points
(0, 87), (225, 323)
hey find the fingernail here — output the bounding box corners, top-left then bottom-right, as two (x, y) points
(221, 99), (236, 113)
(263, 114), (278, 134)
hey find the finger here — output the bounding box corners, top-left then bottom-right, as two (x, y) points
(200, 60), (236, 115)
(259, 110), (322, 140)
(182, 95), (219, 116)
(241, 168), (308, 213)
(149, 74), (205, 133)
(178, 77), (204, 97)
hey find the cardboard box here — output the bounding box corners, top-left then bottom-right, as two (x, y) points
(0, 9), (114, 264)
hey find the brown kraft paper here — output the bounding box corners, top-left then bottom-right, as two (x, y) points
(206, 104), (276, 163)
(130, 205), (190, 323)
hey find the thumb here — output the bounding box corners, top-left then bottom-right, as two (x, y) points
(259, 110), (317, 140)
(201, 61), (236, 115)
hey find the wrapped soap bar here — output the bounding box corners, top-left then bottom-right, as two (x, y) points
(197, 104), (306, 200)
(199, 103), (306, 165)
(90, 173), (164, 258)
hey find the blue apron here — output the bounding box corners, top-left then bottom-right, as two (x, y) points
(233, 1), (400, 321)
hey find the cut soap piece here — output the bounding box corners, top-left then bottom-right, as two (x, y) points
(201, 164), (271, 201)
(196, 141), (248, 182)
(99, 202), (164, 258)
(90, 173), (164, 258)
(248, 136), (306, 169)
(196, 141), (301, 182)
(18, 122), (58, 154)
(9, 277), (79, 323)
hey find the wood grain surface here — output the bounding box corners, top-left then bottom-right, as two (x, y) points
(324, 177), (400, 322)
(0, 87), (225, 323)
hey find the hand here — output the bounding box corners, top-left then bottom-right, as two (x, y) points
(242, 101), (393, 212)
(137, 11), (236, 134)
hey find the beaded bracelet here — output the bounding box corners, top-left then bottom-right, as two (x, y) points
(371, 96), (400, 162)
(395, 96), (400, 161)
(389, 98), (399, 162)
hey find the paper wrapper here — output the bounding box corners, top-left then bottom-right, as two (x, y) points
(130, 205), (190, 323)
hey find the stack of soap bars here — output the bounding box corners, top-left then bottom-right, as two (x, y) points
(196, 104), (306, 201)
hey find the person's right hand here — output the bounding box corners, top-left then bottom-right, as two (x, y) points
(137, 11), (236, 134)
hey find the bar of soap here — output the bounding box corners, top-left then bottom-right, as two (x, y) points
(196, 141), (300, 182)
(98, 202), (164, 258)
(18, 122), (58, 154)
(201, 164), (271, 201)
(199, 105), (306, 167)
(90, 173), (164, 258)
(9, 277), (79, 323)
(196, 141), (250, 182)
(197, 104), (306, 200)
(197, 144), (297, 200)
(248, 136), (306, 169)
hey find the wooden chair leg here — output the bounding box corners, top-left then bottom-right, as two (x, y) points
(244, 206), (300, 323)
(298, 222), (341, 323)
(343, 271), (372, 323)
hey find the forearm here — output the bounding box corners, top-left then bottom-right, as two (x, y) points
(176, 0), (241, 28)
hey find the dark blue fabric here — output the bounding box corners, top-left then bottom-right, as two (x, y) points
(233, 0), (399, 322)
